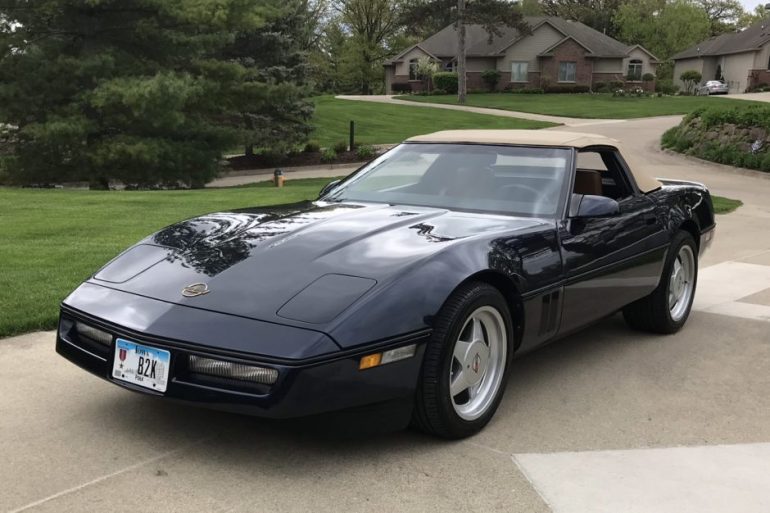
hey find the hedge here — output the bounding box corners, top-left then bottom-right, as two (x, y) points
(433, 72), (458, 94)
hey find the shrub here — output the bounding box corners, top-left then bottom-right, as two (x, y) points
(662, 104), (770, 172)
(593, 81), (610, 93)
(544, 85), (591, 94)
(356, 145), (376, 160)
(320, 148), (337, 163)
(433, 72), (458, 94)
(303, 140), (321, 153)
(481, 69), (501, 91)
(609, 80), (624, 90)
(655, 79), (680, 95)
(680, 70), (702, 95)
(511, 87), (545, 94)
(332, 140), (348, 153)
(391, 83), (411, 93)
(642, 73), (655, 82)
(431, 88), (447, 95)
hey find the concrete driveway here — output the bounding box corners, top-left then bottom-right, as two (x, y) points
(3, 116), (770, 513)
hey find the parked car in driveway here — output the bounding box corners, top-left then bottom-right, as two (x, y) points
(698, 80), (729, 95)
(57, 130), (716, 439)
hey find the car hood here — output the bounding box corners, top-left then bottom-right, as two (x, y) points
(89, 201), (546, 327)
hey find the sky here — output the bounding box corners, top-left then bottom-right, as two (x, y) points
(742, 0), (766, 11)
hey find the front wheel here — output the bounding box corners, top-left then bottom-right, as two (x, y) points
(623, 231), (698, 334)
(413, 282), (513, 439)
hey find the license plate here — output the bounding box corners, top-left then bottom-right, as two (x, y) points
(112, 338), (170, 392)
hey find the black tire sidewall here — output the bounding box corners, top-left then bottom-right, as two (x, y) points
(660, 232), (699, 331)
(426, 283), (514, 438)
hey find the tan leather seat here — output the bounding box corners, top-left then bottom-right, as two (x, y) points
(574, 169), (603, 196)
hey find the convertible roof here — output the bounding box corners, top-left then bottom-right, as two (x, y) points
(405, 130), (661, 193)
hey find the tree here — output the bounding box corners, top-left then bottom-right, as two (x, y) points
(615, 0), (711, 61)
(414, 56), (439, 91)
(401, 0), (528, 103)
(334, 0), (404, 94)
(0, 0), (312, 187)
(541, 0), (629, 37)
(738, 4), (769, 27)
(221, 0), (316, 156)
(695, 0), (746, 34)
(680, 69), (703, 94)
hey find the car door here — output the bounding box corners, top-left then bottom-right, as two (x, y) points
(557, 147), (667, 335)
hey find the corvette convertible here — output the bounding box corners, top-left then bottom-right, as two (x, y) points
(57, 130), (715, 438)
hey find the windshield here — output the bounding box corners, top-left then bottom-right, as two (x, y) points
(324, 143), (572, 217)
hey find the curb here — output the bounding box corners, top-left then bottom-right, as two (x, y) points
(660, 147), (770, 181)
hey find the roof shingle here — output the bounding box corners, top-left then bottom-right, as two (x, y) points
(673, 18), (770, 60)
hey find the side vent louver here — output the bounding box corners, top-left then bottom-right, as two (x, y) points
(538, 290), (561, 336)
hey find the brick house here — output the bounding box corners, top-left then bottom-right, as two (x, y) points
(672, 17), (770, 93)
(383, 17), (658, 93)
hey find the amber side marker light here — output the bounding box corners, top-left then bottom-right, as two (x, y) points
(359, 344), (416, 370)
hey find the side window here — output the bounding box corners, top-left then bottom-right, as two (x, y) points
(575, 149), (634, 200)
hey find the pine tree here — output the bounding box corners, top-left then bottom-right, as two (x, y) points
(0, 0), (312, 188)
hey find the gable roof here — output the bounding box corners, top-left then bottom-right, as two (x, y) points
(386, 17), (646, 64)
(672, 18), (770, 60)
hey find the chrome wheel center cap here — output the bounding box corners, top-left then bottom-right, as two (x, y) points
(464, 341), (489, 386)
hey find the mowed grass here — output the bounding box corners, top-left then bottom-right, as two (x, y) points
(309, 95), (556, 147)
(395, 93), (764, 119)
(0, 178), (339, 339)
(712, 195), (743, 214)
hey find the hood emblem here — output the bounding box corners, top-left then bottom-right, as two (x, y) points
(182, 283), (210, 298)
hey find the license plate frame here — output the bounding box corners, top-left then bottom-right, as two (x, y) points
(112, 338), (170, 393)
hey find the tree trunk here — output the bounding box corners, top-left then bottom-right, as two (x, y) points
(457, 0), (467, 104)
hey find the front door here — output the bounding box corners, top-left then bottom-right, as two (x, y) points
(557, 148), (666, 335)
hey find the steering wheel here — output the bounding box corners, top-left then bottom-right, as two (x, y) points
(500, 183), (542, 201)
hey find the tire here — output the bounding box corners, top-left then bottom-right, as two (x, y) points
(413, 281), (514, 439)
(623, 231), (698, 334)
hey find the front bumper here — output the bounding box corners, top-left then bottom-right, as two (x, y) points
(56, 307), (428, 420)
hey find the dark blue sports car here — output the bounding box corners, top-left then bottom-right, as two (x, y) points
(57, 130), (716, 438)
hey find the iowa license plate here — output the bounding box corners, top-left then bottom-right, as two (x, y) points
(112, 338), (170, 392)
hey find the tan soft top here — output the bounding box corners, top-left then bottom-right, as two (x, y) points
(405, 130), (661, 193)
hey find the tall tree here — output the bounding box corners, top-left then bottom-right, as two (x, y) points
(541, 0), (629, 37)
(401, 0), (528, 103)
(222, 0), (316, 156)
(0, 0), (312, 187)
(334, 0), (403, 94)
(615, 0), (711, 60)
(695, 0), (746, 34)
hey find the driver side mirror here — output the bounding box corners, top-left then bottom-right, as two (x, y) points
(318, 179), (341, 198)
(570, 194), (619, 218)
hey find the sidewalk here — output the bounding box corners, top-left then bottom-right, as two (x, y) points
(336, 95), (627, 127)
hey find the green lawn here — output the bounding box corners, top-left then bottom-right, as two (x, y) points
(712, 196), (743, 214)
(395, 93), (763, 119)
(309, 95), (556, 147)
(0, 178), (742, 339)
(0, 178), (339, 339)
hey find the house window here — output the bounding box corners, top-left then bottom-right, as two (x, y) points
(627, 59), (643, 81)
(558, 62), (576, 83)
(443, 60), (455, 72)
(511, 61), (528, 82)
(409, 59), (419, 80)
